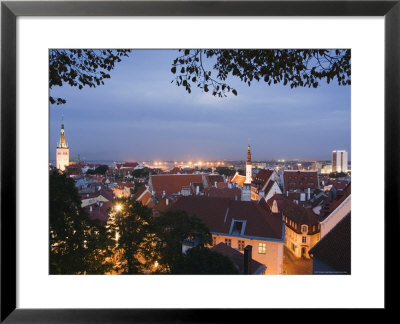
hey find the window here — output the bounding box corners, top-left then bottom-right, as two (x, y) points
(302, 236), (307, 243)
(238, 240), (245, 251)
(231, 221), (244, 235)
(258, 243), (266, 254)
(301, 225), (308, 233)
(225, 238), (231, 247)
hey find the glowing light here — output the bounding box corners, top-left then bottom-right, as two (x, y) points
(114, 204), (122, 212)
(154, 261), (159, 269)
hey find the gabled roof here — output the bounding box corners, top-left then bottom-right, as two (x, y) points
(204, 187), (241, 200)
(169, 167), (182, 174)
(132, 186), (147, 200)
(168, 196), (283, 240)
(321, 182), (351, 220)
(231, 173), (246, 187)
(137, 190), (152, 206)
(86, 201), (112, 225)
(216, 182), (229, 189)
(267, 195), (319, 225)
(205, 174), (224, 187)
(115, 162), (139, 169)
(326, 179), (349, 191)
(211, 243), (266, 274)
(283, 170), (319, 191)
(263, 180), (275, 194)
(150, 174), (204, 195)
(253, 169), (274, 189)
(309, 213), (351, 274)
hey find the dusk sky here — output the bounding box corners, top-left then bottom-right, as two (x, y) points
(49, 49), (351, 162)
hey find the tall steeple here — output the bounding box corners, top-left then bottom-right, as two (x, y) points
(245, 144), (252, 184)
(57, 114), (68, 148)
(246, 145), (251, 164)
(56, 114), (70, 171)
(242, 143), (253, 201)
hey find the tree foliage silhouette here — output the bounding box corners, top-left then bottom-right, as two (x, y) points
(171, 49), (351, 97)
(49, 49), (131, 105)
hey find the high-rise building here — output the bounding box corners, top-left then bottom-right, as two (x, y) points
(241, 145), (252, 201)
(56, 116), (69, 171)
(332, 150), (348, 173)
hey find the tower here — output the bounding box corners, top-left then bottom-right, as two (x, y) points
(241, 145), (252, 201)
(332, 150), (348, 173)
(245, 145), (252, 184)
(56, 115), (69, 171)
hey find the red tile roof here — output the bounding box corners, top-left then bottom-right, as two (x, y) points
(283, 170), (319, 191)
(115, 162), (138, 169)
(168, 196), (283, 240)
(216, 182), (228, 189)
(150, 174), (204, 195)
(264, 180), (275, 194)
(211, 243), (266, 274)
(253, 169), (274, 188)
(231, 173), (246, 187)
(132, 186), (147, 200)
(205, 175), (224, 187)
(204, 187), (241, 200)
(321, 182), (351, 219)
(85, 201), (112, 225)
(326, 179), (349, 191)
(169, 167), (182, 174)
(267, 195), (319, 226)
(309, 213), (351, 274)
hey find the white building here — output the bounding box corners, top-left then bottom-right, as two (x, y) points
(332, 150), (348, 173)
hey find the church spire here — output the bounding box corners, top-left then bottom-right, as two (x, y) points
(57, 114), (68, 148)
(246, 145), (251, 164)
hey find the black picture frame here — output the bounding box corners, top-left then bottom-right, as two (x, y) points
(1, 0), (397, 322)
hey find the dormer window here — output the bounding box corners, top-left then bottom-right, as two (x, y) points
(230, 220), (246, 236)
(301, 225), (308, 233)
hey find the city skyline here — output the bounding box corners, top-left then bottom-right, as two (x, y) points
(50, 50), (351, 161)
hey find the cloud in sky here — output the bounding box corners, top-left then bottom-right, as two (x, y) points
(50, 49), (351, 162)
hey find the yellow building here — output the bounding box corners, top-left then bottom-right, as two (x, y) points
(267, 195), (320, 259)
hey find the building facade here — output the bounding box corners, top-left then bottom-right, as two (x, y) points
(332, 150), (348, 173)
(267, 195), (320, 259)
(168, 196), (285, 274)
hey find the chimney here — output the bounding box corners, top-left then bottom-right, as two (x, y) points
(307, 188), (311, 200)
(244, 245), (252, 274)
(196, 185), (200, 195)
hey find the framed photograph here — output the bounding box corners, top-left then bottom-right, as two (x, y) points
(1, 0), (397, 321)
